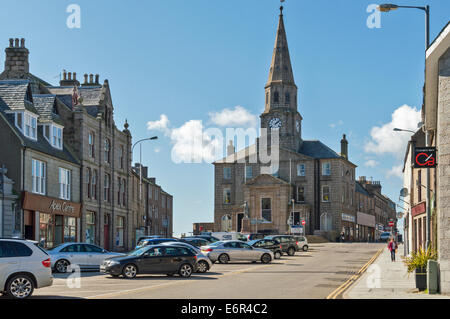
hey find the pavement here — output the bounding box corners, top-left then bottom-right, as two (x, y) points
(25, 242), (382, 299)
(344, 244), (450, 299)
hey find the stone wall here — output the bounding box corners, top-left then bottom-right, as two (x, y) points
(437, 47), (450, 294)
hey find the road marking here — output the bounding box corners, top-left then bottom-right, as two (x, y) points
(326, 248), (383, 299)
(87, 259), (294, 299)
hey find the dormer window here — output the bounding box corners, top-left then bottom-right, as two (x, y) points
(16, 112), (37, 141)
(15, 112), (23, 130)
(52, 126), (63, 150)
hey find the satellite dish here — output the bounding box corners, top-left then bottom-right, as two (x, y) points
(400, 188), (409, 197)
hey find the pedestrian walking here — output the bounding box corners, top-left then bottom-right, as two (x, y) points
(388, 238), (397, 262)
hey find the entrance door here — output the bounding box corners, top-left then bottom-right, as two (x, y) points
(237, 214), (244, 233)
(104, 214), (110, 251)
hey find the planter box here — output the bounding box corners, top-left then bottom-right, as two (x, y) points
(415, 267), (427, 291)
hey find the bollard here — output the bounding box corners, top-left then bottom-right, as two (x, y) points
(427, 260), (439, 294)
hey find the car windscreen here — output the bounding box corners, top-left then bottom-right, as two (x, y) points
(127, 246), (150, 256)
(247, 240), (259, 246)
(208, 241), (223, 247)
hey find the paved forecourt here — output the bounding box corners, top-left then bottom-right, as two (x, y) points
(28, 243), (383, 299)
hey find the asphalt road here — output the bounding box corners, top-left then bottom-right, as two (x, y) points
(30, 242), (383, 299)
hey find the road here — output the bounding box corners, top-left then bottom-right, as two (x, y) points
(30, 243), (383, 299)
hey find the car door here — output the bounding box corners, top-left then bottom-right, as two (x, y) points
(0, 241), (23, 288)
(162, 247), (183, 273)
(238, 242), (259, 261)
(60, 244), (87, 268)
(84, 244), (106, 267)
(140, 247), (166, 273)
(223, 242), (240, 261)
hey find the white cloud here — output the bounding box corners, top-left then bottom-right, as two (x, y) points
(364, 159), (379, 168)
(387, 164), (403, 179)
(147, 114), (171, 136)
(365, 104), (421, 157)
(330, 120), (344, 129)
(209, 106), (258, 128)
(170, 120), (222, 164)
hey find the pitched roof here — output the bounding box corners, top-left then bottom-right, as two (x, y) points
(0, 80), (38, 114)
(47, 86), (103, 107)
(355, 181), (370, 196)
(298, 140), (341, 159)
(33, 94), (64, 125)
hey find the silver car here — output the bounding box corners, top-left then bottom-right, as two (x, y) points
(47, 243), (125, 273)
(162, 241), (213, 273)
(201, 240), (274, 264)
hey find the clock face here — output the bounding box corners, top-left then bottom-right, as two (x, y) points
(296, 120), (300, 133)
(269, 118), (282, 130)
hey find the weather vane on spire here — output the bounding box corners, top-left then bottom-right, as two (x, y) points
(280, 0), (285, 14)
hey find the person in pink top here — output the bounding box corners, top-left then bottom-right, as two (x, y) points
(388, 238), (398, 262)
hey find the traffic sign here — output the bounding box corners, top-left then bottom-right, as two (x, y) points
(389, 221), (395, 227)
(301, 220), (306, 226)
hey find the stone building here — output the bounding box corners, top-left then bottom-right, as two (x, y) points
(131, 163), (173, 245)
(0, 78), (82, 249)
(424, 22), (450, 294)
(213, 7), (359, 241)
(0, 167), (19, 238)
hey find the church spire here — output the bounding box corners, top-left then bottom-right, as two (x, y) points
(266, 4), (296, 88)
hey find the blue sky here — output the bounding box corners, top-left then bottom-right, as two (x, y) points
(1, 0), (449, 236)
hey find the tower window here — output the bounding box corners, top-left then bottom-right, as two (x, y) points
(266, 92), (269, 105)
(286, 93), (290, 103)
(274, 92), (279, 103)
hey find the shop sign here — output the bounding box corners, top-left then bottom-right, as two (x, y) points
(341, 213), (356, 223)
(356, 212), (376, 227)
(411, 202), (426, 217)
(22, 192), (81, 218)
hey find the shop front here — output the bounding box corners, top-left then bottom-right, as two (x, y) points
(411, 202), (426, 252)
(341, 213), (356, 242)
(22, 192), (81, 249)
(356, 212), (376, 242)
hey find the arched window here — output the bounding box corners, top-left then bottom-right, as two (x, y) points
(274, 92), (279, 103)
(221, 214), (232, 232)
(320, 213), (333, 231)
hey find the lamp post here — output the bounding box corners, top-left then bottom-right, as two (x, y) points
(132, 136), (158, 201)
(393, 128), (416, 134)
(380, 3), (432, 250)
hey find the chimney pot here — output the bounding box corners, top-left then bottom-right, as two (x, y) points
(20, 38), (25, 48)
(84, 74), (88, 84)
(9, 39), (13, 47)
(14, 38), (19, 47)
(89, 74), (93, 83)
(95, 74), (99, 84)
(73, 72), (77, 80)
(68, 72), (72, 80)
(63, 70), (67, 80)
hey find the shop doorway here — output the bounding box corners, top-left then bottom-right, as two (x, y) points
(237, 213), (244, 232)
(104, 214), (110, 250)
(24, 211), (34, 240)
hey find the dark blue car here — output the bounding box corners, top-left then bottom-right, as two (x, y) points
(135, 238), (178, 250)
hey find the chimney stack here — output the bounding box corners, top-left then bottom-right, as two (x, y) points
(227, 140), (235, 157)
(3, 38), (29, 76)
(341, 134), (348, 160)
(59, 69), (80, 87)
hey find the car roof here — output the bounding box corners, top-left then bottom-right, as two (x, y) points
(0, 238), (38, 244)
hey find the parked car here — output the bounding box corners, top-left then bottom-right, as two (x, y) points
(179, 237), (210, 248)
(379, 232), (392, 242)
(247, 239), (283, 259)
(0, 238), (53, 299)
(135, 238), (178, 250)
(100, 245), (197, 279)
(162, 241), (212, 273)
(47, 243), (125, 273)
(244, 233), (265, 241)
(201, 240), (274, 264)
(293, 236), (309, 252)
(183, 235), (220, 244)
(137, 235), (162, 242)
(264, 235), (299, 256)
(211, 232), (248, 242)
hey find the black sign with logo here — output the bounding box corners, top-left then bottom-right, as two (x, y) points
(414, 147), (437, 168)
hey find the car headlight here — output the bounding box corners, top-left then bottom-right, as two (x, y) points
(107, 260), (120, 266)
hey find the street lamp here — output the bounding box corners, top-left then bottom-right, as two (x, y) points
(132, 136), (158, 201)
(393, 128), (416, 134)
(379, 3), (432, 249)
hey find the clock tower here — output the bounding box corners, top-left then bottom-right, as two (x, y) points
(261, 5), (302, 152)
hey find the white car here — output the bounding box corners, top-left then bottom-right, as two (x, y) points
(0, 238), (53, 299)
(201, 240), (274, 264)
(47, 243), (125, 273)
(293, 236), (309, 252)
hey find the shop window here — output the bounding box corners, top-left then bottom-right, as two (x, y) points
(64, 217), (76, 242)
(86, 212), (96, 244)
(116, 216), (124, 247)
(39, 213), (54, 249)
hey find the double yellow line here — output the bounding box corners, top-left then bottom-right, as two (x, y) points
(326, 248), (383, 299)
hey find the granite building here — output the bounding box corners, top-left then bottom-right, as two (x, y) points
(213, 7), (359, 241)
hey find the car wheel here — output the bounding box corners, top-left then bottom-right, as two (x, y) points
(287, 247), (295, 256)
(274, 251), (282, 259)
(196, 261), (209, 273)
(218, 254), (230, 264)
(261, 253), (272, 264)
(179, 264), (193, 278)
(302, 245), (309, 252)
(55, 259), (70, 273)
(6, 274), (35, 299)
(122, 264), (138, 279)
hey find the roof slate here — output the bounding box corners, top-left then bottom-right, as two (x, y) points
(0, 80), (38, 114)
